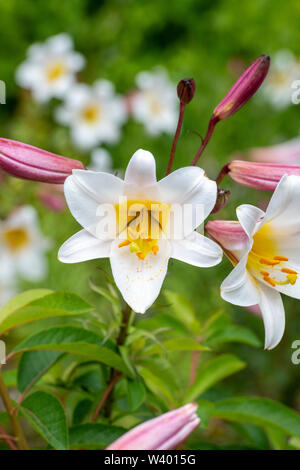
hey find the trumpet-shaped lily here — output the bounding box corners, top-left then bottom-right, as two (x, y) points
(107, 403), (200, 450)
(58, 149), (222, 313)
(206, 174), (300, 349)
(228, 160), (300, 192)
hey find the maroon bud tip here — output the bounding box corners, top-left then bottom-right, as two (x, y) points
(177, 78), (196, 104)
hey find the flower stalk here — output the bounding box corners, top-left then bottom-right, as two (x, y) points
(191, 55), (270, 166)
(0, 368), (29, 450)
(166, 78), (196, 175)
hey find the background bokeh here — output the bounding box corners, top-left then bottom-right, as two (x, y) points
(1, 0), (300, 440)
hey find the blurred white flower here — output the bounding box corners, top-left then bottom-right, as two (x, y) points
(0, 206), (50, 282)
(16, 33), (85, 103)
(262, 50), (300, 109)
(88, 148), (113, 172)
(0, 280), (17, 308)
(56, 80), (127, 149)
(130, 68), (178, 136)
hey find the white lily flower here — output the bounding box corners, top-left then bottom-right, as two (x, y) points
(88, 148), (113, 173)
(56, 80), (127, 149)
(0, 206), (50, 282)
(130, 69), (178, 136)
(15, 33), (85, 103)
(58, 149), (222, 313)
(262, 49), (300, 109)
(207, 174), (300, 350)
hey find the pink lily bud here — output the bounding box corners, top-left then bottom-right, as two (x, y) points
(213, 55), (270, 121)
(107, 403), (200, 450)
(0, 138), (85, 184)
(205, 219), (248, 264)
(245, 136), (300, 165)
(228, 160), (300, 191)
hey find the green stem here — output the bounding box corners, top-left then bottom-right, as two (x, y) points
(0, 368), (29, 450)
(94, 303), (132, 421)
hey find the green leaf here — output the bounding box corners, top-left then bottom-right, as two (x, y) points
(213, 397), (300, 438)
(127, 380), (146, 411)
(2, 369), (17, 387)
(19, 391), (68, 450)
(69, 423), (125, 449)
(164, 290), (200, 332)
(196, 400), (215, 429)
(0, 290), (92, 334)
(185, 354), (246, 402)
(73, 399), (93, 425)
(142, 338), (209, 356)
(0, 411), (9, 424)
(205, 325), (262, 348)
(137, 358), (178, 407)
(12, 326), (130, 375)
(18, 350), (62, 393)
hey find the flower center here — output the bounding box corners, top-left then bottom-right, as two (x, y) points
(247, 223), (298, 288)
(46, 62), (66, 82)
(81, 104), (101, 124)
(115, 200), (170, 260)
(3, 227), (30, 252)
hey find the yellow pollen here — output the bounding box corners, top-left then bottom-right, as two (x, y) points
(81, 104), (101, 123)
(287, 274), (297, 285)
(3, 227), (29, 252)
(274, 255), (289, 261)
(46, 62), (66, 82)
(115, 199), (170, 261)
(281, 268), (297, 274)
(263, 276), (276, 287)
(152, 245), (159, 255)
(259, 257), (280, 266)
(118, 240), (131, 248)
(260, 270), (269, 276)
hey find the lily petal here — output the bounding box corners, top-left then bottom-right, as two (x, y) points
(58, 229), (111, 263)
(172, 231), (222, 267)
(236, 204), (265, 238)
(258, 281), (285, 350)
(124, 149), (157, 187)
(264, 174), (300, 231)
(221, 254), (261, 306)
(205, 220), (249, 261)
(64, 170), (124, 236)
(110, 237), (171, 313)
(158, 167), (217, 231)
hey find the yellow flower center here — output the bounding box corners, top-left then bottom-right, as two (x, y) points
(115, 199), (170, 260)
(3, 227), (30, 252)
(81, 104), (101, 124)
(247, 223), (298, 287)
(46, 62), (66, 82)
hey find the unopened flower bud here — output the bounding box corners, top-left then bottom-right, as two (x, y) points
(107, 403), (200, 450)
(211, 188), (230, 213)
(228, 160), (300, 191)
(177, 78), (196, 104)
(213, 55), (270, 121)
(0, 138), (85, 183)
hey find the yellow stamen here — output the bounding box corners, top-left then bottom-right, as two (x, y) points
(263, 275), (276, 287)
(260, 270), (269, 276)
(287, 274), (297, 285)
(118, 240), (131, 248)
(152, 245), (159, 255)
(3, 228), (29, 252)
(273, 255), (289, 261)
(281, 268), (297, 274)
(259, 257), (280, 266)
(137, 252), (145, 261)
